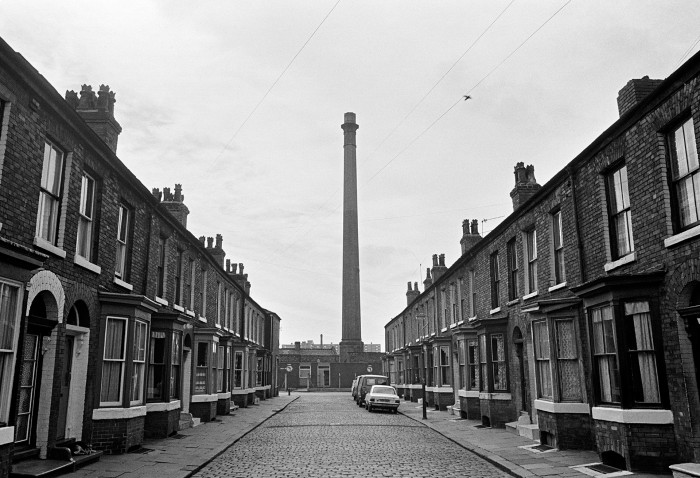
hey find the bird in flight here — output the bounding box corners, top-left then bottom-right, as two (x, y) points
(463, 95), (472, 101)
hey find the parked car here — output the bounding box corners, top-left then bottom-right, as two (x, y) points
(365, 385), (400, 413)
(356, 374), (389, 406)
(351, 377), (359, 399)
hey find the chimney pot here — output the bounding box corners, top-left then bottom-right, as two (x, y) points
(215, 234), (223, 249)
(239, 263), (244, 274)
(432, 254), (438, 267)
(207, 237), (214, 248)
(439, 253), (445, 267)
(226, 259), (231, 272)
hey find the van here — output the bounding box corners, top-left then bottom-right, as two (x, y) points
(356, 374), (389, 406)
(351, 376), (361, 399)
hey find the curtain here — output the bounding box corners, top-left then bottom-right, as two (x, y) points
(626, 302), (660, 403)
(556, 319), (581, 401)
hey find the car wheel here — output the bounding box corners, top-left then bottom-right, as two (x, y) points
(368, 404), (372, 413)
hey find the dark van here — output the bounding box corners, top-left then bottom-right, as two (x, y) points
(356, 374), (389, 406)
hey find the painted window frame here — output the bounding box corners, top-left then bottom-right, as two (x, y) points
(130, 320), (148, 405)
(525, 228), (538, 294)
(490, 251), (500, 309)
(76, 172), (96, 261)
(100, 316), (128, 406)
(115, 203), (131, 280)
(552, 209), (566, 284)
(507, 238), (518, 301)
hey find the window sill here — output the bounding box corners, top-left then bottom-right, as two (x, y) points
(604, 252), (636, 272)
(113, 277), (133, 291)
(441, 327), (448, 333)
(478, 392), (512, 401)
(534, 399), (589, 415)
(173, 304), (184, 312)
(33, 236), (66, 258)
(449, 323), (457, 329)
(507, 299), (520, 306)
(146, 400), (181, 412)
(200, 316), (208, 323)
(591, 406), (673, 424)
(457, 320), (464, 326)
(74, 254), (101, 275)
(92, 406), (147, 420)
(468, 316), (477, 322)
(548, 282), (567, 292)
(664, 223), (700, 248)
(185, 309), (195, 317)
(523, 291), (538, 301)
(0, 426), (14, 445)
(154, 296), (168, 306)
(489, 307), (501, 315)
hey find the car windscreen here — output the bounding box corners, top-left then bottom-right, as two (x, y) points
(371, 386), (395, 395)
(366, 377), (388, 386)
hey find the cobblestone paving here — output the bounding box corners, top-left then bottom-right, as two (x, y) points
(194, 393), (512, 478)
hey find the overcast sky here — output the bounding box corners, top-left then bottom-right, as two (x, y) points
(2, 1), (698, 349)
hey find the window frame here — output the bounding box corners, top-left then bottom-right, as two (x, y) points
(0, 279), (23, 425)
(130, 319), (148, 406)
(36, 139), (65, 245)
(606, 163), (635, 259)
(525, 228), (538, 294)
(589, 300), (665, 408)
(490, 251), (500, 309)
(667, 116), (700, 231)
(507, 238), (518, 301)
(552, 210), (566, 284)
(100, 316), (128, 407)
(157, 237), (166, 298)
(115, 203), (131, 280)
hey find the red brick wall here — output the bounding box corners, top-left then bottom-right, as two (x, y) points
(594, 420), (677, 473)
(537, 410), (594, 450)
(91, 416), (145, 454)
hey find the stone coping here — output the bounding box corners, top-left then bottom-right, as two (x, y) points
(670, 463), (700, 478)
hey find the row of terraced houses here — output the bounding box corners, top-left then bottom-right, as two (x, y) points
(0, 37), (281, 476)
(384, 51), (700, 472)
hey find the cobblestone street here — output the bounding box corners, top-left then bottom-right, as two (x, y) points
(194, 393), (512, 478)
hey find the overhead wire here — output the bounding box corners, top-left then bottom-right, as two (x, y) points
(674, 32), (700, 70)
(365, 0), (516, 161)
(209, 0), (342, 171)
(361, 0), (573, 189)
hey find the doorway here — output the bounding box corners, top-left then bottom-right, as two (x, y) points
(56, 335), (74, 439)
(513, 327), (528, 415)
(14, 333), (39, 445)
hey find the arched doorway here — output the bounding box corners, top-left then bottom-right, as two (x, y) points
(14, 291), (59, 450)
(512, 327), (528, 415)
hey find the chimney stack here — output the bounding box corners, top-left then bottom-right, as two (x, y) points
(406, 281), (420, 306)
(460, 218), (482, 255)
(510, 162), (541, 210)
(617, 76), (663, 117)
(227, 261), (251, 294)
(423, 267), (433, 289)
(207, 234), (226, 269)
(161, 183), (190, 227)
(66, 84), (122, 153)
(431, 253), (448, 282)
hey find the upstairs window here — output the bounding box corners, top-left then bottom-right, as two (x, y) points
(468, 270), (476, 317)
(525, 229), (538, 294)
(668, 117), (700, 230)
(157, 237), (166, 298)
(36, 140), (64, 244)
(507, 238), (518, 301)
(76, 173), (96, 260)
(174, 250), (184, 305)
(552, 210), (566, 284)
(115, 204), (130, 280)
(490, 251), (500, 309)
(607, 164), (634, 259)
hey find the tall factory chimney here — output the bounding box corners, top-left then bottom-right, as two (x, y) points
(340, 112), (364, 360)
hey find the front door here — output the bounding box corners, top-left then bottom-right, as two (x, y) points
(56, 335), (74, 439)
(14, 333), (39, 445)
(182, 348), (191, 413)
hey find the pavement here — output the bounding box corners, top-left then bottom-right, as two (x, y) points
(55, 391), (670, 478)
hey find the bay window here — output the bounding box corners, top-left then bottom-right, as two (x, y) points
(467, 338), (479, 390)
(217, 345), (225, 392)
(148, 331), (166, 401)
(130, 320), (148, 405)
(195, 342), (208, 393)
(478, 331), (508, 392)
(491, 334), (507, 391)
(0, 280), (21, 425)
(170, 332), (181, 399)
(100, 317), (127, 406)
(533, 320), (552, 399)
(458, 339), (466, 389)
(234, 351), (243, 388)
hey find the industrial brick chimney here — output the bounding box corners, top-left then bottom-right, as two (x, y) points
(510, 162), (541, 210)
(65, 84), (122, 153)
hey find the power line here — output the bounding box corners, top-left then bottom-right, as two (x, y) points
(365, 0), (516, 160)
(361, 0), (574, 189)
(210, 0), (342, 170)
(674, 32), (700, 69)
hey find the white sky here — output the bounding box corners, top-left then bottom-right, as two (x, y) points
(2, 1), (698, 349)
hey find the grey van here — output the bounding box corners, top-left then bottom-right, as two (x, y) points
(355, 374), (389, 406)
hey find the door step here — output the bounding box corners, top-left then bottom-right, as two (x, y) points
(10, 450), (102, 478)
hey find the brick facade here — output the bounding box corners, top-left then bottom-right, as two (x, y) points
(0, 35), (281, 470)
(384, 47), (700, 472)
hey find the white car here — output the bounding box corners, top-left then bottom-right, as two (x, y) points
(365, 385), (400, 413)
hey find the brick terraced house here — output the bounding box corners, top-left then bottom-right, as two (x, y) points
(0, 37), (280, 477)
(384, 50), (700, 472)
